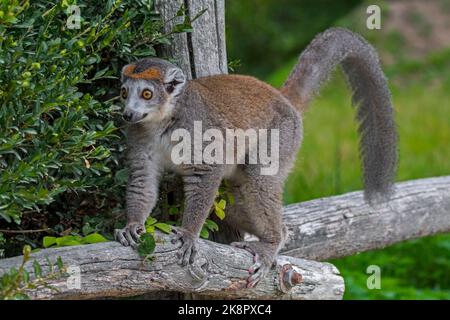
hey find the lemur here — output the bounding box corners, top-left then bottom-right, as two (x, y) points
(115, 28), (397, 288)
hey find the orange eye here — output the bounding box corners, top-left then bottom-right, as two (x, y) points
(121, 87), (128, 99)
(142, 89), (153, 100)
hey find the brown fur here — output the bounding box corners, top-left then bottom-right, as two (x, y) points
(191, 75), (292, 129)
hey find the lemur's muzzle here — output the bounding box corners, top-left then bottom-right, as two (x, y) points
(123, 111), (148, 123)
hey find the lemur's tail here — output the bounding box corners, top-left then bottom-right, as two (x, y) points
(281, 27), (397, 203)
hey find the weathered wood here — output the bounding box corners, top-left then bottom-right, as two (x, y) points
(282, 175), (450, 260)
(0, 234), (344, 300)
(155, 0), (228, 79)
(1, 176), (448, 299)
(155, 0), (192, 78)
(188, 0), (228, 77)
(155, 0), (240, 249)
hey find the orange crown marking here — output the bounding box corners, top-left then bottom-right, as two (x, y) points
(123, 65), (162, 80)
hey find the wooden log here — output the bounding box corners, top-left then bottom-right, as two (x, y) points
(282, 175), (450, 260)
(0, 233), (344, 300)
(1, 176), (448, 299)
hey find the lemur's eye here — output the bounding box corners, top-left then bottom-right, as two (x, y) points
(121, 87), (128, 99)
(142, 89), (153, 100)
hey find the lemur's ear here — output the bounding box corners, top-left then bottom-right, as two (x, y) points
(163, 66), (186, 97)
(120, 64), (134, 83)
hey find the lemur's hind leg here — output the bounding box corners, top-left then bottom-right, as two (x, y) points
(227, 167), (286, 288)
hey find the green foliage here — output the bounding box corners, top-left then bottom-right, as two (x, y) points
(213, 199), (226, 220)
(148, 182), (233, 240)
(137, 232), (155, 263)
(0, 0), (157, 225)
(0, 245), (66, 300)
(200, 219), (219, 239)
(42, 232), (107, 248)
(0, 0), (199, 256)
(332, 234), (450, 299)
(145, 216), (172, 234)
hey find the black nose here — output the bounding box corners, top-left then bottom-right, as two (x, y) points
(123, 112), (132, 122)
(143, 113), (148, 118)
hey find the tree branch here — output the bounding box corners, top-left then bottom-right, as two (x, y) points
(282, 175), (450, 260)
(1, 176), (448, 299)
(0, 235), (343, 300)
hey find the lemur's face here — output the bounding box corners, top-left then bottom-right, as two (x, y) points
(120, 60), (186, 124)
(120, 79), (170, 123)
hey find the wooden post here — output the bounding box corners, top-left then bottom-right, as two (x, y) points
(155, 0), (243, 248)
(155, 0), (228, 79)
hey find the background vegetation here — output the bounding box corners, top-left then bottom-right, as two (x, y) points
(0, 0), (171, 257)
(0, 0), (448, 300)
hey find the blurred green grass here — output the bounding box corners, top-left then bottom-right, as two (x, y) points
(266, 51), (450, 299)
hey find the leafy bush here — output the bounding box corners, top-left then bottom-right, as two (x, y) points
(0, 0), (185, 255)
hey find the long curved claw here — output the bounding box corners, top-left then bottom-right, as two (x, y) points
(114, 223), (145, 248)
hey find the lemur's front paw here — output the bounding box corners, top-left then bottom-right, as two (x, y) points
(171, 228), (198, 266)
(114, 222), (145, 248)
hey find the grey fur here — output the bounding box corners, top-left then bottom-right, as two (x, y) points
(115, 27), (397, 288)
(282, 27), (398, 202)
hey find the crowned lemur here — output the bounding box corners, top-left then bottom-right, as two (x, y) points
(115, 28), (397, 288)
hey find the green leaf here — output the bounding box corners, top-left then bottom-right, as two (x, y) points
(23, 270), (30, 284)
(217, 199), (226, 210)
(43, 236), (57, 248)
(93, 67), (109, 79)
(200, 228), (209, 239)
(85, 56), (98, 65)
(23, 128), (37, 135)
(56, 257), (64, 271)
(114, 168), (129, 184)
(33, 260), (42, 278)
(12, 293), (30, 300)
(155, 222), (172, 234)
(137, 233), (156, 258)
(56, 236), (82, 247)
(45, 256), (53, 273)
(169, 206), (179, 215)
(22, 245), (31, 260)
(204, 219), (219, 232)
(214, 206), (225, 220)
(191, 8), (207, 22)
(145, 216), (157, 226)
(176, 3), (186, 16)
(145, 225), (155, 234)
(81, 233), (107, 244)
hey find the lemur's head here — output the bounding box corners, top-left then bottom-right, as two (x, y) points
(120, 58), (186, 124)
